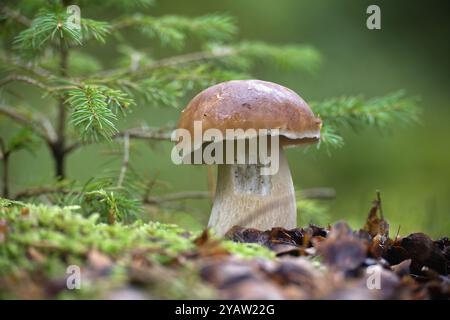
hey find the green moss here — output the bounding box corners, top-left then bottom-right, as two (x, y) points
(0, 201), (273, 299)
(223, 241), (275, 259)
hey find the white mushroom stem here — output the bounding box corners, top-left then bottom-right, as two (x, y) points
(208, 146), (296, 236)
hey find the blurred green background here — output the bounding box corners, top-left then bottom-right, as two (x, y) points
(2, 0), (449, 237)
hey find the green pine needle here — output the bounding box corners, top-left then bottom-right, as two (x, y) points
(313, 91), (420, 149)
(114, 14), (237, 49)
(67, 85), (135, 140)
(14, 9), (110, 56)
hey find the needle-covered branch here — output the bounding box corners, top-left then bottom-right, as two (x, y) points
(314, 91), (420, 149)
(94, 42), (321, 82)
(64, 126), (173, 154)
(110, 14), (237, 49)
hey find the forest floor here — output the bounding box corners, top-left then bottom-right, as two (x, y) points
(0, 198), (448, 299)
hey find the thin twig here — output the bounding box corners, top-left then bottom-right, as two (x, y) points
(135, 48), (235, 76)
(39, 115), (58, 143)
(13, 186), (70, 199)
(95, 47), (235, 80)
(64, 126), (173, 154)
(0, 74), (78, 92)
(123, 127), (173, 140)
(0, 54), (53, 79)
(0, 104), (32, 127)
(0, 104), (57, 144)
(117, 132), (130, 188)
(0, 74), (48, 91)
(297, 188), (336, 200)
(144, 187), (336, 205)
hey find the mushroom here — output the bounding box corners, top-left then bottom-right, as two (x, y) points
(176, 80), (321, 236)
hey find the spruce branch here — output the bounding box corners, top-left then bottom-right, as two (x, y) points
(64, 125), (173, 154)
(314, 125), (344, 150)
(67, 86), (119, 141)
(0, 74), (49, 91)
(87, 43), (320, 105)
(14, 11), (81, 53)
(232, 41), (322, 72)
(82, 189), (140, 223)
(13, 9), (110, 57)
(0, 74), (76, 92)
(66, 85), (134, 141)
(95, 47), (236, 79)
(80, 18), (110, 43)
(314, 91), (420, 149)
(96, 42), (320, 81)
(314, 91), (420, 129)
(111, 14), (236, 49)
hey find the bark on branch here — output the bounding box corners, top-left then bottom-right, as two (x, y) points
(64, 126), (173, 154)
(0, 104), (57, 144)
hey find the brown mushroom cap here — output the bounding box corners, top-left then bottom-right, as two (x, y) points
(177, 79), (322, 147)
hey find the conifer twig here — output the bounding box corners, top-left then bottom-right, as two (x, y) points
(117, 132), (130, 189)
(64, 126), (173, 154)
(0, 75), (49, 91)
(95, 48), (235, 80)
(0, 74), (76, 92)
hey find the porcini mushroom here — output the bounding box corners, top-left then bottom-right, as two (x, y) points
(176, 80), (321, 236)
